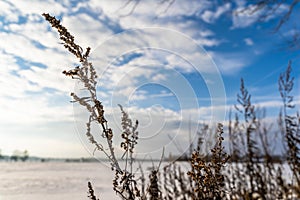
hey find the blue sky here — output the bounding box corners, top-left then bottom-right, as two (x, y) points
(0, 0), (299, 158)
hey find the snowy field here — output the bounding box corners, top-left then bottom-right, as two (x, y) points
(0, 162), (117, 200)
(0, 161), (183, 200)
(0, 161), (293, 200)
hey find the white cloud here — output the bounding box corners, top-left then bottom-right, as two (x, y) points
(255, 97), (300, 109)
(8, 0), (68, 16)
(18, 65), (74, 93)
(0, 31), (75, 68)
(196, 37), (221, 47)
(94, 0), (211, 19)
(201, 3), (231, 23)
(7, 18), (64, 49)
(209, 51), (249, 74)
(86, 0), (222, 50)
(231, 9), (260, 28)
(62, 13), (114, 50)
(84, 26), (222, 108)
(201, 11), (215, 24)
(231, 2), (289, 29)
(0, 1), (19, 23)
(129, 90), (148, 101)
(244, 38), (254, 46)
(0, 95), (73, 125)
(256, 100), (283, 108)
(92, 105), (201, 158)
(0, 50), (18, 71)
(129, 89), (174, 102)
(157, 0), (210, 17)
(152, 73), (167, 82)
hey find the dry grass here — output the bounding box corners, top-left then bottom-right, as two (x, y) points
(43, 13), (300, 200)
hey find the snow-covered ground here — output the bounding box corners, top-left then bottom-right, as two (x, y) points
(0, 161), (179, 200)
(0, 161), (294, 200)
(0, 162), (116, 200)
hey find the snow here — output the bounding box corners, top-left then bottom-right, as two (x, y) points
(0, 162), (116, 200)
(0, 161), (293, 199)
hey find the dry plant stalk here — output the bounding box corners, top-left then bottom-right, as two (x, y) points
(87, 181), (100, 200)
(42, 13), (121, 171)
(187, 123), (230, 200)
(278, 61), (300, 197)
(42, 13), (141, 199)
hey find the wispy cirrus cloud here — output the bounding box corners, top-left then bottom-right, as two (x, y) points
(208, 51), (250, 75)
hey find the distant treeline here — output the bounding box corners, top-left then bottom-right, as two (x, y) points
(0, 149), (29, 162)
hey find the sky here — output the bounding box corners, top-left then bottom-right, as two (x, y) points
(0, 0), (299, 159)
